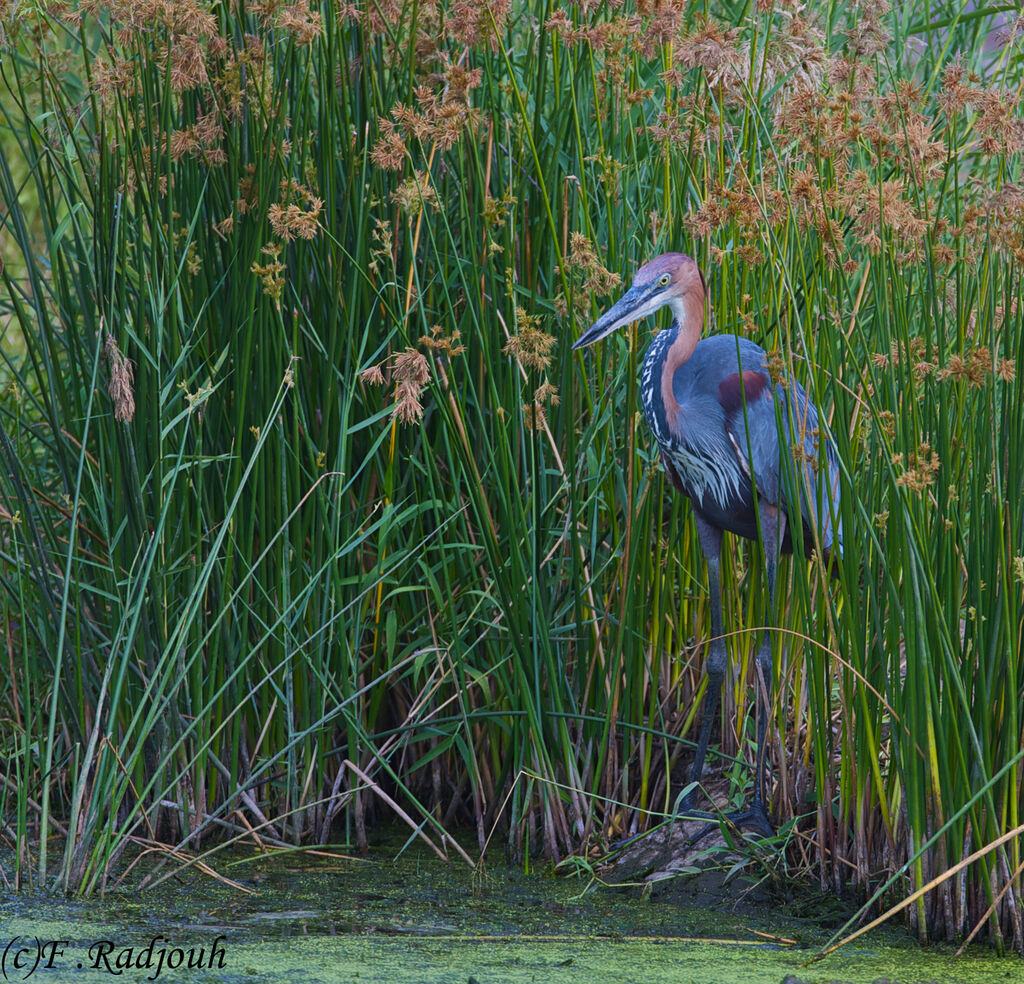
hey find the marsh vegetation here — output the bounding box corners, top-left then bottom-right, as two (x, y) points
(1, 0), (1022, 955)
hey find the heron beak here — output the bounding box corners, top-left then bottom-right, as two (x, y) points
(572, 283), (658, 350)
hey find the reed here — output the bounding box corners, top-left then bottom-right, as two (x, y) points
(0, 0), (1021, 949)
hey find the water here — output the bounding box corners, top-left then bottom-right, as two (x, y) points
(1, 841), (1018, 983)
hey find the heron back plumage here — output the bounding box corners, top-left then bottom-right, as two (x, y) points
(642, 330), (841, 558)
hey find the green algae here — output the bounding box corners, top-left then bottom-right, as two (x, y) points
(0, 922), (1016, 984)
(1, 841), (1019, 983)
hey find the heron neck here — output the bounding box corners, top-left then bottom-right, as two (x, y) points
(659, 295), (703, 417)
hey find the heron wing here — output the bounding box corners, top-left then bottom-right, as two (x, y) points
(716, 369), (777, 493)
(720, 369), (840, 553)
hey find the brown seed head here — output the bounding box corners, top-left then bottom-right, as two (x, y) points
(104, 334), (135, 424)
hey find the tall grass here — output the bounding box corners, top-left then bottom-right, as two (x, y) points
(1, 0), (1021, 949)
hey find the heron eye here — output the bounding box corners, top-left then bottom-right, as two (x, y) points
(659, 274), (670, 287)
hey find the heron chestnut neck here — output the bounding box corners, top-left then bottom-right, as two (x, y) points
(656, 281), (705, 420)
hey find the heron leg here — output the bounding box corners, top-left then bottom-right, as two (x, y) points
(681, 514), (727, 811)
(752, 500), (784, 823)
(683, 501), (784, 845)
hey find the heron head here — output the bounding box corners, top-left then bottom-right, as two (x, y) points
(572, 252), (706, 350)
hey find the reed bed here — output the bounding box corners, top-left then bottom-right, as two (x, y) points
(1, 0), (1022, 951)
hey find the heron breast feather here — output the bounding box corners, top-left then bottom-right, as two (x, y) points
(660, 427), (748, 508)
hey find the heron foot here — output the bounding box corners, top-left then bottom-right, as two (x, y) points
(678, 800), (775, 848)
(677, 788), (699, 814)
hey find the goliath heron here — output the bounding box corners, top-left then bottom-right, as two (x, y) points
(573, 253), (841, 835)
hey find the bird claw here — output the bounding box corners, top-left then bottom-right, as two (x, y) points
(722, 802), (775, 839)
(677, 800), (775, 847)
